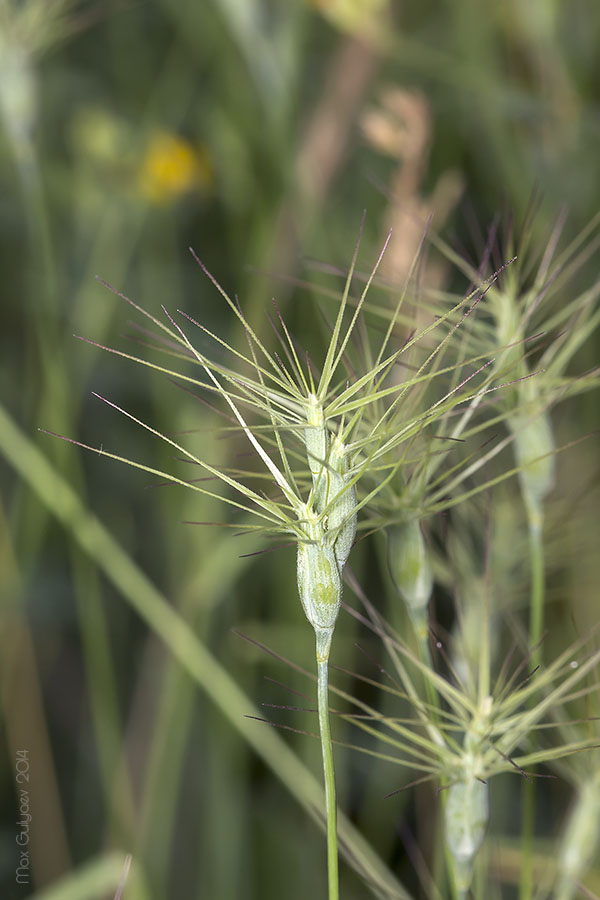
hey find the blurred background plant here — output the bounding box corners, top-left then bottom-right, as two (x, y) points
(1, 0), (599, 898)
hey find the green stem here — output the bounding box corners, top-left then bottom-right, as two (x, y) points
(520, 492), (545, 900)
(526, 494), (545, 668)
(520, 779), (535, 900)
(317, 653), (339, 900)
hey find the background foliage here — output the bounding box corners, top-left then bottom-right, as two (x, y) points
(1, 1), (599, 897)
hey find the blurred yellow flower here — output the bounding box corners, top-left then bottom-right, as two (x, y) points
(138, 132), (212, 205)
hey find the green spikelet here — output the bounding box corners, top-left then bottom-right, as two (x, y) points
(510, 405), (555, 508)
(297, 510), (341, 623)
(305, 393), (329, 513)
(327, 433), (357, 570)
(298, 400), (357, 661)
(445, 775), (489, 897)
(387, 518), (433, 640)
(297, 533), (341, 662)
(444, 698), (491, 896)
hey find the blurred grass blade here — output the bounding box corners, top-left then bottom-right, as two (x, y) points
(27, 852), (133, 900)
(0, 404), (411, 900)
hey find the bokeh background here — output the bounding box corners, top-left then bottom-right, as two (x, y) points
(1, 1), (599, 898)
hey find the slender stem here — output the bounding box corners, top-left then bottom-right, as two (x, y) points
(317, 653), (339, 900)
(414, 615), (440, 718)
(519, 779), (535, 900)
(520, 491), (545, 900)
(526, 494), (545, 668)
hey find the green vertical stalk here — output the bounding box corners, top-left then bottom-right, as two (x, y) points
(520, 492), (545, 900)
(509, 394), (553, 900)
(317, 655), (339, 900)
(386, 519), (437, 709)
(526, 494), (545, 668)
(301, 401), (356, 898)
(519, 779), (535, 900)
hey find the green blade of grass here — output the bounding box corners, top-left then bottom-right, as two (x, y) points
(26, 851), (134, 900)
(1, 403), (412, 900)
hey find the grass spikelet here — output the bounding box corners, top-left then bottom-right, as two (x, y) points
(336, 570), (600, 897)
